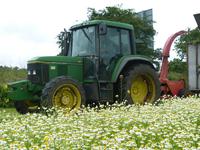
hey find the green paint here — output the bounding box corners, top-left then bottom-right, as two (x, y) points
(67, 65), (83, 82)
(29, 56), (83, 64)
(111, 55), (154, 82)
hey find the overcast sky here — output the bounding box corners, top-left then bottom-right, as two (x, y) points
(0, 0), (199, 67)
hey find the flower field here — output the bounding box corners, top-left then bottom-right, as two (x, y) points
(0, 97), (200, 149)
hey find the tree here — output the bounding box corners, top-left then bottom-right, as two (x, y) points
(174, 28), (200, 60)
(169, 58), (187, 74)
(56, 31), (67, 56)
(57, 6), (159, 59)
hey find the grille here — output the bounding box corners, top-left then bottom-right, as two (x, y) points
(27, 63), (49, 84)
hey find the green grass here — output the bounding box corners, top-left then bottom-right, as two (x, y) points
(0, 97), (200, 149)
(0, 108), (19, 122)
(0, 108), (17, 115)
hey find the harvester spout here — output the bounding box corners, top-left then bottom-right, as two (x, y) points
(159, 30), (187, 82)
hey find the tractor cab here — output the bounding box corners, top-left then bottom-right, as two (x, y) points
(62, 20), (135, 81)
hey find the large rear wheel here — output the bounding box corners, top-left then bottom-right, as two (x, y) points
(123, 64), (160, 104)
(41, 76), (86, 113)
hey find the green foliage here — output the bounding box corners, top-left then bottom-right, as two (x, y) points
(56, 31), (67, 56)
(168, 72), (186, 81)
(0, 66), (26, 107)
(168, 58), (187, 81)
(169, 58), (187, 74)
(0, 98), (200, 149)
(175, 28), (200, 60)
(0, 84), (12, 108)
(0, 66), (27, 85)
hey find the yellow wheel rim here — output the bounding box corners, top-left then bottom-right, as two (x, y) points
(130, 74), (156, 104)
(52, 84), (81, 111)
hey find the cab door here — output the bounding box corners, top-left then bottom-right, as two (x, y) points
(98, 27), (132, 81)
(99, 27), (121, 81)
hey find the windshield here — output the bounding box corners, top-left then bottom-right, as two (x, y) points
(71, 26), (96, 56)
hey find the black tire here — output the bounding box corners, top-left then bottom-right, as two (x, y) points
(122, 64), (160, 105)
(14, 101), (29, 114)
(41, 76), (86, 112)
(14, 101), (39, 114)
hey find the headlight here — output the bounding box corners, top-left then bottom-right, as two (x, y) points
(33, 70), (36, 75)
(28, 70), (31, 75)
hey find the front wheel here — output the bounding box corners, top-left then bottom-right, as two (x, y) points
(122, 64), (160, 104)
(14, 100), (39, 114)
(41, 76), (86, 112)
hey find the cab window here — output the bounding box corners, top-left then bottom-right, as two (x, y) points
(121, 29), (131, 55)
(100, 27), (120, 66)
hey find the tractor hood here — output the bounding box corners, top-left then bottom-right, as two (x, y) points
(28, 56), (83, 64)
(27, 56), (84, 84)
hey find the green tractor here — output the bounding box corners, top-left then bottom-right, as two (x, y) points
(8, 20), (160, 114)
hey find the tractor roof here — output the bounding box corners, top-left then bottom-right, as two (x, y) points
(70, 20), (133, 30)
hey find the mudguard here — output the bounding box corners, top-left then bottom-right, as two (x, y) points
(111, 55), (156, 82)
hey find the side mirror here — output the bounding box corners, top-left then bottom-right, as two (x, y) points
(99, 23), (107, 35)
